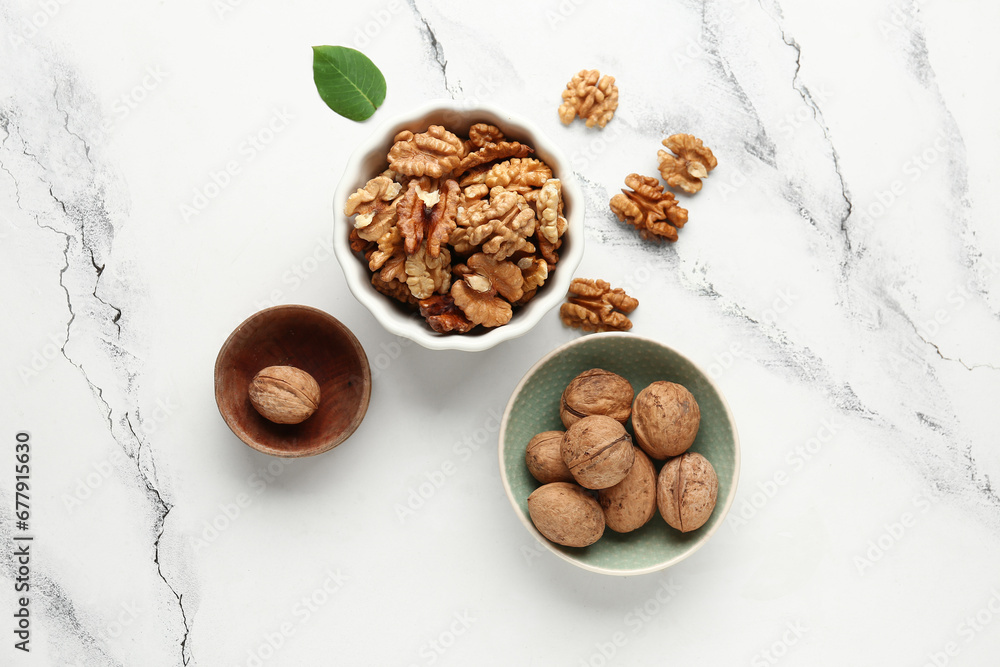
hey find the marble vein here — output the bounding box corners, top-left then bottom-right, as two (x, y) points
(1, 41), (192, 664)
(755, 0), (854, 259)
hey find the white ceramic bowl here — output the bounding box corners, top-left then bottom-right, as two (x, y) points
(333, 100), (585, 352)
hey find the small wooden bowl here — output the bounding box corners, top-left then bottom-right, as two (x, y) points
(214, 305), (371, 457)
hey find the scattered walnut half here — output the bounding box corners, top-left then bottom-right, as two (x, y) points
(560, 278), (638, 333)
(610, 173), (689, 242)
(558, 69), (619, 128)
(657, 134), (718, 193)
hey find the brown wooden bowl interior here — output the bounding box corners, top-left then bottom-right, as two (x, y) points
(214, 305), (371, 457)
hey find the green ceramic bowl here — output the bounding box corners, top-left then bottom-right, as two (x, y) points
(499, 333), (740, 575)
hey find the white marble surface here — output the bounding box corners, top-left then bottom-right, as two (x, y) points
(2, 0), (999, 664)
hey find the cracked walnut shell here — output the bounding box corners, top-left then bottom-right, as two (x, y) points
(388, 126), (466, 178)
(610, 174), (689, 242)
(657, 134), (718, 193)
(558, 69), (619, 128)
(560, 278), (638, 333)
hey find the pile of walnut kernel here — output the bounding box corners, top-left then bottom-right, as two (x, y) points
(345, 123), (568, 334)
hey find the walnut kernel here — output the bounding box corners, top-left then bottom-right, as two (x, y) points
(559, 278), (638, 333)
(558, 69), (619, 128)
(657, 134), (718, 193)
(610, 173), (689, 242)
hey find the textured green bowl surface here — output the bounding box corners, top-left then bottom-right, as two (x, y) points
(499, 333), (740, 575)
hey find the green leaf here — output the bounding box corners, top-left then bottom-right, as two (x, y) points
(311, 45), (386, 122)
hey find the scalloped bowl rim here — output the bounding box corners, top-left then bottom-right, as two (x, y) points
(333, 99), (585, 352)
(498, 332), (742, 576)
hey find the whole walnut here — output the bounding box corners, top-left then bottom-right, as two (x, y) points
(598, 447), (657, 533)
(560, 369), (634, 428)
(525, 431), (573, 484)
(527, 482), (605, 547)
(561, 415), (635, 490)
(657, 452), (718, 532)
(632, 381), (700, 459)
(248, 366), (320, 424)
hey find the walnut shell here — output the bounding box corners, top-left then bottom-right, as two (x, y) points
(561, 415), (635, 490)
(525, 431), (573, 484)
(560, 369), (634, 428)
(248, 366), (321, 424)
(527, 482), (605, 547)
(598, 447), (657, 533)
(657, 452), (718, 532)
(632, 381), (700, 459)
